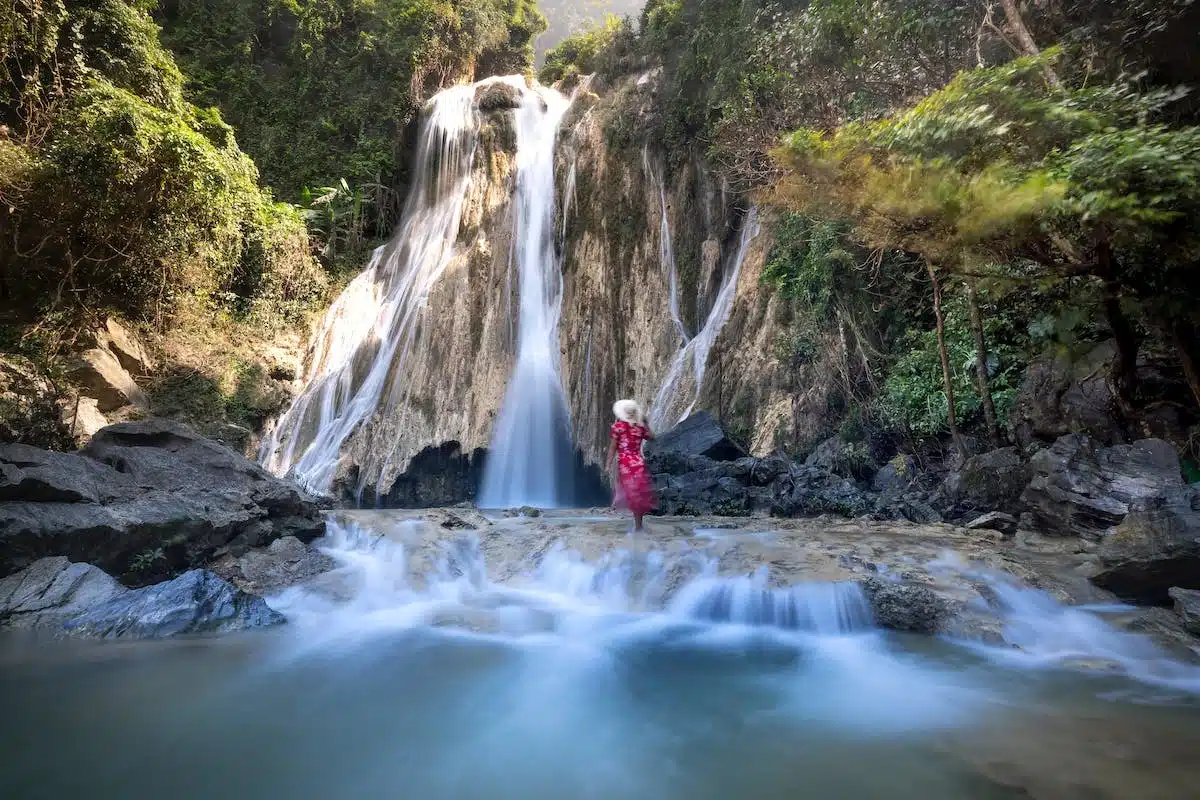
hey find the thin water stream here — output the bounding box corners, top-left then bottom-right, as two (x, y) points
(4, 513), (1200, 799)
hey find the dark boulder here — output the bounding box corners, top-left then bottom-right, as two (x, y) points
(646, 411), (745, 466)
(804, 436), (878, 482)
(0, 419), (326, 586)
(770, 466), (873, 518)
(1091, 487), (1200, 604)
(940, 447), (1031, 518)
(1168, 587), (1200, 636)
(872, 456), (917, 496)
(1010, 341), (1125, 446)
(1022, 435), (1183, 539)
(474, 80), (521, 111)
(209, 536), (335, 597)
(964, 511), (1019, 537)
(860, 577), (952, 634)
(655, 466), (755, 516)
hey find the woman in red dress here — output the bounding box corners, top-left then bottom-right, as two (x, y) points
(606, 399), (656, 531)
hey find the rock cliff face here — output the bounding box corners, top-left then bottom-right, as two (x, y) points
(267, 73), (801, 505)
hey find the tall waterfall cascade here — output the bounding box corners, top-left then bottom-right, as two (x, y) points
(478, 88), (577, 508)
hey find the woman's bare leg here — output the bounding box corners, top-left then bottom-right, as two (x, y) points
(633, 513), (644, 532)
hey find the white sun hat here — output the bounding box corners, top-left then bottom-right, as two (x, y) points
(612, 399), (644, 425)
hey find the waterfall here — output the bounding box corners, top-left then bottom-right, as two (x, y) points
(478, 87), (577, 509)
(259, 84), (483, 494)
(642, 148), (688, 342)
(649, 207), (761, 432)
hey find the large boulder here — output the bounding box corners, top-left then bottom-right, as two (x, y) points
(1022, 435), (1183, 539)
(95, 318), (152, 375)
(0, 419), (326, 586)
(1091, 487), (1200, 604)
(58, 395), (109, 446)
(1011, 342), (1124, 446)
(645, 411), (745, 470)
(0, 557), (282, 638)
(67, 347), (145, 412)
(61, 568), (284, 639)
(210, 536), (335, 596)
(770, 466), (873, 518)
(860, 577), (952, 634)
(940, 447), (1031, 518)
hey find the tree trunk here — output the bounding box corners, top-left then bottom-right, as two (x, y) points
(1096, 237), (1140, 425)
(927, 261), (968, 460)
(965, 281), (1003, 447)
(997, 0), (1062, 88)
(1171, 319), (1200, 412)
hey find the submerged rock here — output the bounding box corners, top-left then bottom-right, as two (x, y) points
(1091, 487), (1200, 604)
(859, 577), (952, 634)
(0, 419), (326, 585)
(0, 558), (283, 638)
(1022, 435), (1182, 539)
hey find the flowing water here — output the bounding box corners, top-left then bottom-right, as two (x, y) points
(651, 209), (761, 431)
(5, 513), (1200, 799)
(478, 86), (577, 509)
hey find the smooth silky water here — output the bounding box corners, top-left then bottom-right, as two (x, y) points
(4, 513), (1200, 800)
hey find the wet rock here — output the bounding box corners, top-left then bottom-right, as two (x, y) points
(0, 419), (326, 585)
(1168, 587), (1200, 635)
(67, 347), (146, 412)
(61, 569), (284, 639)
(0, 557), (126, 629)
(367, 441), (486, 508)
(941, 447), (1031, 518)
(210, 537), (335, 596)
(872, 495), (943, 525)
(859, 576), (951, 634)
(475, 80), (521, 111)
(1022, 435), (1183, 539)
(1091, 487), (1200, 603)
(646, 411), (745, 465)
(804, 436), (878, 482)
(965, 512), (1019, 537)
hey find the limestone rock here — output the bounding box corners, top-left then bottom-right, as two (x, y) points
(58, 395), (108, 446)
(942, 447), (1031, 517)
(210, 537), (335, 596)
(1022, 435), (1183, 539)
(67, 347), (146, 412)
(61, 569), (284, 639)
(771, 466), (873, 518)
(0, 557), (126, 629)
(1011, 341), (1124, 446)
(0, 419), (327, 585)
(475, 80), (521, 111)
(1168, 587), (1200, 635)
(646, 411), (745, 465)
(97, 318), (152, 375)
(965, 512), (1019, 537)
(1091, 487), (1200, 603)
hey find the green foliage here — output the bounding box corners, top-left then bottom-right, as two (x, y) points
(157, 0), (543, 203)
(1, 0), (324, 327)
(538, 14), (622, 84)
(877, 296), (1029, 438)
(760, 214), (855, 319)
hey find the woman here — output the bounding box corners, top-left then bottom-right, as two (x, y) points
(607, 399), (656, 531)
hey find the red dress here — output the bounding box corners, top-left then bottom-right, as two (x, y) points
(610, 421), (655, 515)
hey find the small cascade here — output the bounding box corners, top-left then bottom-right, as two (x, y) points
(259, 83), (484, 494)
(650, 207), (761, 431)
(669, 568), (875, 635)
(931, 553), (1200, 692)
(641, 148), (688, 342)
(478, 87), (578, 509)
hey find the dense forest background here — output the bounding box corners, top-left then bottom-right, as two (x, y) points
(3, 0), (1199, 475)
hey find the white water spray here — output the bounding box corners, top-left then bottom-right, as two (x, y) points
(650, 208), (761, 431)
(478, 88), (577, 509)
(259, 83), (485, 494)
(642, 148), (688, 343)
